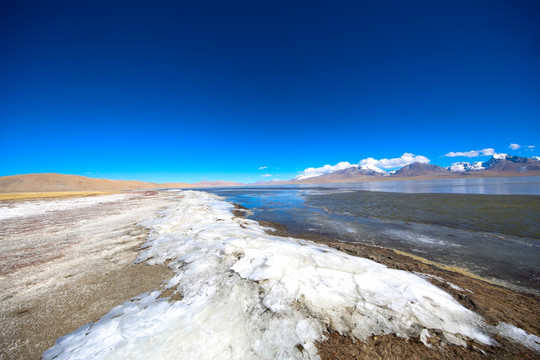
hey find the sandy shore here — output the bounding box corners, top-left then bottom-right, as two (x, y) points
(0, 191), (176, 360)
(1, 191), (539, 359)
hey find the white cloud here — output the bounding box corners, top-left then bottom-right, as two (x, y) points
(295, 161), (356, 180)
(295, 154), (431, 180)
(261, 174), (272, 177)
(358, 153), (430, 169)
(481, 148), (496, 156)
(509, 143), (521, 150)
(258, 166), (268, 170)
(444, 148), (496, 158)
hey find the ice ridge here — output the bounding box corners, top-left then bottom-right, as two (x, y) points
(42, 190), (539, 359)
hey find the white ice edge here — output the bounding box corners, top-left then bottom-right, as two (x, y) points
(0, 194), (131, 221)
(42, 190), (540, 360)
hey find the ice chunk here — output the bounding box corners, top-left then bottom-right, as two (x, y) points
(495, 322), (540, 352)
(420, 329), (432, 348)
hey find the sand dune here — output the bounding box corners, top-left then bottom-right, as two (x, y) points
(0, 173), (193, 193)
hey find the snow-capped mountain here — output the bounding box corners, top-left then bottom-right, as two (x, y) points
(447, 154), (540, 173)
(358, 164), (387, 175)
(393, 163), (449, 177)
(447, 162), (485, 172)
(291, 155), (540, 183)
(331, 165), (387, 176)
(293, 162), (357, 180)
(293, 163), (387, 181)
(482, 154), (540, 172)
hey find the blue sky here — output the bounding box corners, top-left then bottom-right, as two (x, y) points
(1, 0), (539, 183)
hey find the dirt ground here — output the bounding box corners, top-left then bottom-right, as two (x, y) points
(0, 192), (176, 360)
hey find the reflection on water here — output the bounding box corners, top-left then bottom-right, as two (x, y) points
(295, 176), (540, 195)
(308, 191), (540, 239)
(200, 177), (540, 294)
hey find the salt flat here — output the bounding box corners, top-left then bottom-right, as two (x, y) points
(0, 192), (175, 360)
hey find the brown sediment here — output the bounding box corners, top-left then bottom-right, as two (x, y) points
(256, 219), (540, 359)
(0, 192), (176, 360)
(317, 331), (540, 360)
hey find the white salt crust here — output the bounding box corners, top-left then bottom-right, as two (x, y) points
(0, 194), (131, 221)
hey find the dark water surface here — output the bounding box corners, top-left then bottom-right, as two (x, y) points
(199, 177), (540, 294)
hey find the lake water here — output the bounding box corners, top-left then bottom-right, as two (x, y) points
(200, 177), (540, 294)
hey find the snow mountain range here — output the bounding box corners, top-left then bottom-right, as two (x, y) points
(292, 154), (540, 182)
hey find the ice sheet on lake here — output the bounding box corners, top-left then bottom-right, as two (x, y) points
(385, 229), (452, 247)
(43, 190), (540, 359)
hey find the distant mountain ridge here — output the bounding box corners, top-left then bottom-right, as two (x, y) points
(293, 164), (386, 181)
(289, 154), (540, 183)
(393, 163), (448, 177)
(2, 155), (539, 191)
(446, 154), (540, 174)
(0, 173), (243, 193)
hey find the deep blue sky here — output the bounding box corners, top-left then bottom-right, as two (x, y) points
(1, 0), (539, 183)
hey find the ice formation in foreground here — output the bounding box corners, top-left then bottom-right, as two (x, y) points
(43, 191), (540, 359)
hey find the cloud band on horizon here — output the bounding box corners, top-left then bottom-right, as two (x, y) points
(358, 153), (430, 169)
(444, 148), (496, 158)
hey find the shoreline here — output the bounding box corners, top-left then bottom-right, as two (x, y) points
(251, 217), (540, 358)
(2, 191), (539, 359)
(1, 172), (540, 194)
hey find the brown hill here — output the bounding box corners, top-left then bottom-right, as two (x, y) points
(482, 156), (540, 173)
(293, 167), (386, 184)
(0, 173), (193, 193)
(191, 180), (244, 187)
(393, 162), (450, 177)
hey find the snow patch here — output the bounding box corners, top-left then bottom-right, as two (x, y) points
(493, 153), (509, 160)
(494, 323), (540, 352)
(359, 164), (386, 174)
(415, 272), (472, 293)
(447, 162), (485, 172)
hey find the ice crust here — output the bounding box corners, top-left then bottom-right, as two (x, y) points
(43, 191), (539, 359)
(0, 194), (130, 220)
